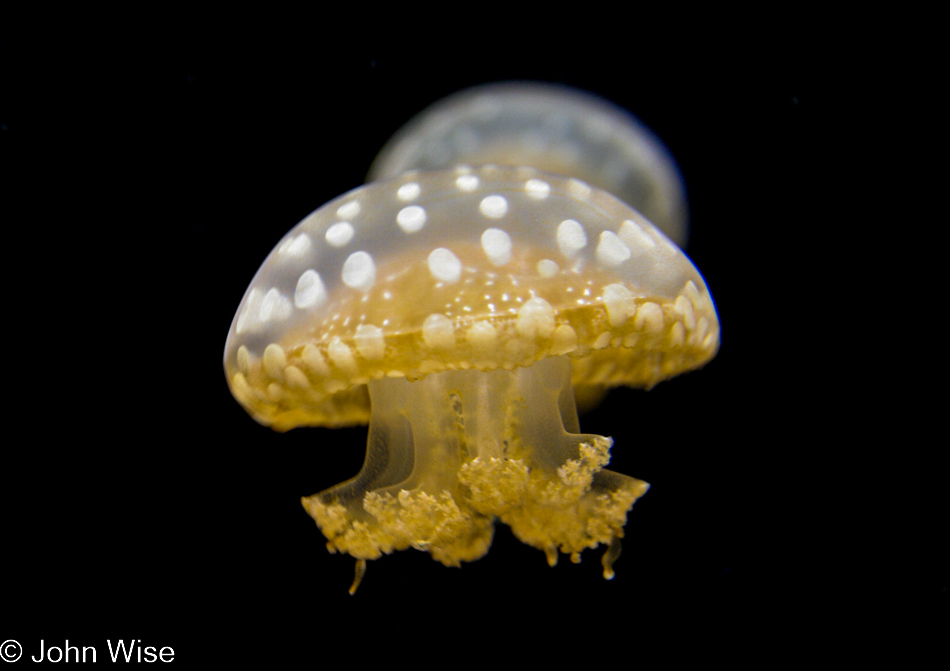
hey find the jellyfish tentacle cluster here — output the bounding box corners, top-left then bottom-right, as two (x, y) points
(304, 356), (649, 574)
(224, 163), (719, 583)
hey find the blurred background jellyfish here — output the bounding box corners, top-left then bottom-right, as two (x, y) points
(369, 82), (689, 246)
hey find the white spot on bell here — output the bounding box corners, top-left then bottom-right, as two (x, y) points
(602, 283), (635, 327)
(328, 337), (358, 374)
(596, 231), (631, 266)
(336, 201), (361, 220)
(634, 302), (664, 333)
(295, 269), (327, 309)
(259, 288), (292, 324)
(428, 248), (462, 283)
(263, 343), (287, 380)
(277, 233), (312, 258)
(397, 205), (427, 233)
(235, 288), (261, 334)
(537, 259), (559, 278)
(397, 182), (421, 201)
(568, 179), (592, 200)
(619, 219), (657, 251)
(479, 195), (508, 219)
(342, 251), (376, 291)
(481, 228), (512, 266)
(552, 324), (578, 355)
(326, 222), (355, 247)
(422, 313), (455, 349)
(456, 174), (479, 192)
(670, 322), (686, 347)
(466, 321), (497, 350)
(236, 345), (250, 374)
(675, 295), (697, 330)
(284, 365), (310, 390)
(516, 297), (556, 340)
(557, 219), (587, 258)
(525, 178), (550, 200)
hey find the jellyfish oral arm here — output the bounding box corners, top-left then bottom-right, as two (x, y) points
(302, 355), (649, 579)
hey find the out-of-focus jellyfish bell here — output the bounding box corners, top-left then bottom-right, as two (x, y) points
(369, 82), (689, 246)
(223, 166), (719, 592)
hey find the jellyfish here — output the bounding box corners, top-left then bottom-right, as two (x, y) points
(223, 166), (719, 592)
(369, 82), (689, 245)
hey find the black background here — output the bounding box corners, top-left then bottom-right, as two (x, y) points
(2, 21), (944, 665)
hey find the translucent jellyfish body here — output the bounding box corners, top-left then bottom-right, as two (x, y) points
(369, 83), (689, 245)
(224, 166), (718, 588)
